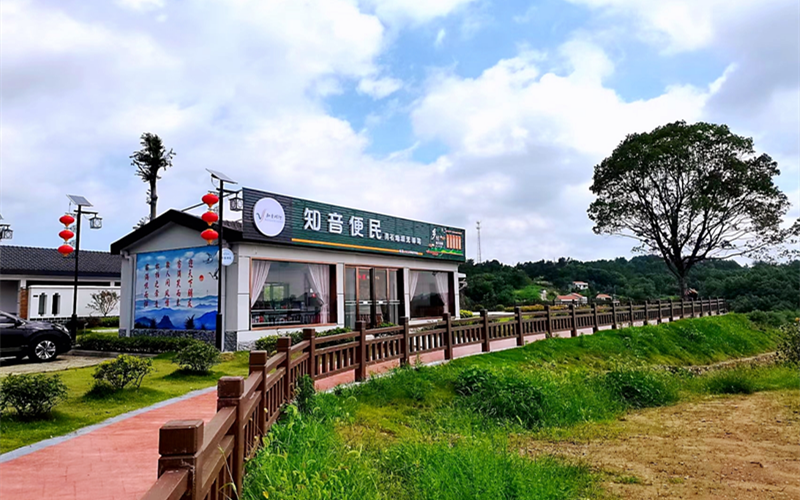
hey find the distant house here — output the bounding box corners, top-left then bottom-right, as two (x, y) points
(595, 293), (619, 305)
(572, 281), (589, 291)
(555, 293), (588, 305)
(684, 288), (699, 300)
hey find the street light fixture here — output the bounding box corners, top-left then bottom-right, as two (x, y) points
(63, 195), (102, 339)
(229, 193), (244, 212)
(0, 214), (12, 241)
(206, 169), (237, 351)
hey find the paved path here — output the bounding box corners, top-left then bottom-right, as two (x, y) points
(0, 354), (113, 376)
(0, 389), (218, 500)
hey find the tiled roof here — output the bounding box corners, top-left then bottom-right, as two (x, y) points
(0, 245), (121, 277)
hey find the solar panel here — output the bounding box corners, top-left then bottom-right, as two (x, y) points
(206, 169), (237, 184)
(67, 195), (92, 207)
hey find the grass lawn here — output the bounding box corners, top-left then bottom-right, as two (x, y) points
(243, 314), (796, 500)
(0, 351), (250, 454)
(513, 284), (545, 302)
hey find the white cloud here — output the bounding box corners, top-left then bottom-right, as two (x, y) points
(435, 28), (446, 47)
(357, 76), (404, 99)
(361, 0), (477, 25)
(116, 0), (164, 11)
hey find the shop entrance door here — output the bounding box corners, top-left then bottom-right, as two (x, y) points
(344, 267), (402, 329)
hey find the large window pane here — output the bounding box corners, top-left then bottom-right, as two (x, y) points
(409, 271), (452, 318)
(250, 261), (335, 328)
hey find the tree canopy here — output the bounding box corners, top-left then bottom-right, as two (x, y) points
(131, 133), (175, 222)
(588, 121), (798, 293)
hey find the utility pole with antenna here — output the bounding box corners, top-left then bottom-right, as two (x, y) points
(476, 221), (482, 264)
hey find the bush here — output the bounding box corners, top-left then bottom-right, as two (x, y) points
(747, 310), (799, 329)
(459, 310), (474, 318)
(295, 375), (316, 415)
(503, 305), (546, 313)
(455, 368), (546, 428)
(777, 319), (800, 366)
(92, 354), (153, 390)
(603, 366), (678, 409)
(86, 317), (102, 328)
(0, 373), (67, 418)
(79, 334), (200, 354)
(173, 342), (221, 373)
(703, 369), (756, 395)
(253, 331), (304, 354)
(100, 317), (120, 328)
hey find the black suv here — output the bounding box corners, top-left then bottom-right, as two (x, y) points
(0, 312), (73, 362)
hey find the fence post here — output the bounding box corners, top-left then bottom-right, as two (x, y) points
(569, 304), (578, 337)
(643, 301), (649, 326)
(443, 312), (453, 360)
(592, 303), (599, 333)
(303, 329), (316, 379)
(611, 301), (618, 329)
(356, 321), (367, 381)
(217, 376), (245, 495)
(656, 300), (662, 324)
(157, 420), (203, 499)
(669, 300), (675, 322)
(545, 305), (553, 338)
(400, 317), (410, 366)
(515, 306), (525, 346)
(628, 302), (634, 327)
(277, 337), (292, 402)
(680, 299), (685, 319)
(481, 309), (490, 352)
(248, 351), (268, 437)
(691, 299), (696, 318)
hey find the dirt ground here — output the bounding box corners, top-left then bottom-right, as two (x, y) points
(521, 390), (800, 499)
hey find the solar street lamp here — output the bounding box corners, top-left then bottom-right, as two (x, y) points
(206, 169), (237, 351)
(62, 195), (102, 339)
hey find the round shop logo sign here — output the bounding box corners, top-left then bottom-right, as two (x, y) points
(253, 197), (286, 237)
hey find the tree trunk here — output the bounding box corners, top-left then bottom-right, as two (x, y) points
(149, 178), (158, 221)
(678, 274), (687, 299)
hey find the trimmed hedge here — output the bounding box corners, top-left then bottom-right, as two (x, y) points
(254, 327), (354, 355)
(78, 334), (202, 354)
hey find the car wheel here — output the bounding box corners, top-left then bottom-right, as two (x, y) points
(30, 336), (59, 362)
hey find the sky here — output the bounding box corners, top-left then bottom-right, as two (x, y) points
(1, 0), (798, 264)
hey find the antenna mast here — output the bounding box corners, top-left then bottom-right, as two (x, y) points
(476, 221), (482, 264)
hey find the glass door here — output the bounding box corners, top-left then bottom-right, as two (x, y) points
(344, 266), (402, 329)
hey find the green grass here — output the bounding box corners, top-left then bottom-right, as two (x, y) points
(513, 284), (545, 302)
(0, 352), (249, 453)
(243, 314), (791, 500)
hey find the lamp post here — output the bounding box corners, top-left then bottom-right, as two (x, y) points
(0, 214), (12, 241)
(63, 195), (101, 339)
(206, 169), (237, 351)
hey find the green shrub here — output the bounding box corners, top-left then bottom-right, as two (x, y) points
(92, 354), (153, 390)
(0, 374), (67, 418)
(253, 331), (305, 354)
(100, 317), (120, 328)
(86, 317), (103, 328)
(603, 366), (678, 409)
(747, 310), (798, 329)
(777, 319), (800, 366)
(455, 369), (546, 428)
(703, 369), (756, 395)
(459, 310), (474, 318)
(295, 375), (316, 415)
(454, 367), (492, 396)
(173, 342), (221, 373)
(79, 334), (201, 354)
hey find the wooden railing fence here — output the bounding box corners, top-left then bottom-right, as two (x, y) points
(142, 298), (727, 500)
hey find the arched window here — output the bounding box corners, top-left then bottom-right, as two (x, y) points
(38, 293), (48, 316)
(52, 293), (61, 316)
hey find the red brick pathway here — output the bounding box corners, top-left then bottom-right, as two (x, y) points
(0, 390), (218, 500)
(0, 324), (614, 500)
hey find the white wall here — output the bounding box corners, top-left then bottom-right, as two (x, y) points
(28, 285), (120, 319)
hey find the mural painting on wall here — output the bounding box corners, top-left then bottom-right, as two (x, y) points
(134, 246), (218, 330)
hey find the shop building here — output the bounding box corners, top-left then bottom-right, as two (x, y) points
(111, 187), (465, 350)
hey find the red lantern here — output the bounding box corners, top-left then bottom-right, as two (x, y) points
(201, 228), (219, 245)
(202, 193), (219, 208)
(58, 244), (74, 257)
(201, 211), (219, 226)
(59, 214), (75, 227)
(59, 229), (75, 241)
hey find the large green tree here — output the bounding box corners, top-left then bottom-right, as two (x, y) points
(588, 121), (798, 295)
(131, 133), (175, 222)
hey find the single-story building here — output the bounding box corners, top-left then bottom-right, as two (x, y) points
(572, 281), (589, 291)
(110, 187), (466, 351)
(555, 292), (588, 305)
(595, 293), (619, 304)
(0, 245), (121, 320)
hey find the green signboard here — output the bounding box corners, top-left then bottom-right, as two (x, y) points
(242, 188), (465, 262)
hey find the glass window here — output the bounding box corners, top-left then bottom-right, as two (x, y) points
(409, 271), (452, 318)
(38, 293), (47, 316)
(52, 293), (60, 316)
(250, 260), (335, 328)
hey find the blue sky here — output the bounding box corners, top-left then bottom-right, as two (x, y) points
(1, 0), (798, 264)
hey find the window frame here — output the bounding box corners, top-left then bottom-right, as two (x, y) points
(408, 269), (455, 320)
(249, 257), (338, 331)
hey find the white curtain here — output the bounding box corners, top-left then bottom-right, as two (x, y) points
(434, 272), (450, 314)
(409, 271), (420, 302)
(250, 260), (271, 307)
(306, 264), (330, 323)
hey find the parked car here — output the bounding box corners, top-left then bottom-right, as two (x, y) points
(0, 311), (73, 362)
